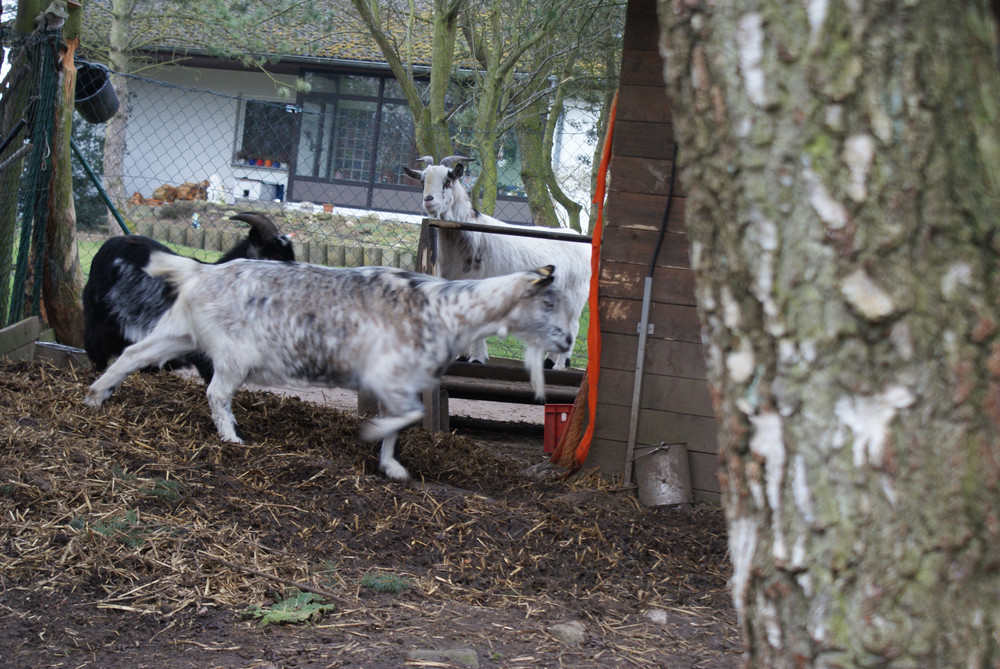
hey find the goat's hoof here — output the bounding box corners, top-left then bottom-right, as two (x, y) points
(83, 390), (106, 409)
(380, 460), (411, 482)
(543, 358), (556, 370)
(219, 426), (245, 445)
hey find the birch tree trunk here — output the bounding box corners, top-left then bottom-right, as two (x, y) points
(658, 0), (1000, 665)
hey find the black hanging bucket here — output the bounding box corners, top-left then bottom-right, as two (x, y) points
(74, 61), (120, 124)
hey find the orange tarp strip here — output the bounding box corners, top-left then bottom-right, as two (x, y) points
(573, 89), (617, 469)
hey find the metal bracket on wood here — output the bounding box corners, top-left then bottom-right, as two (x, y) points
(637, 323), (654, 335)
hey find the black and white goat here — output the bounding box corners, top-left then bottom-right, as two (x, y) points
(82, 212), (295, 382)
(84, 256), (571, 481)
(403, 156), (591, 368)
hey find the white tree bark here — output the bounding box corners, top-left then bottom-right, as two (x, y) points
(658, 0), (1000, 665)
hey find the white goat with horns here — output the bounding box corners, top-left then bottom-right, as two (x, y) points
(404, 155), (591, 368)
(84, 254), (572, 481)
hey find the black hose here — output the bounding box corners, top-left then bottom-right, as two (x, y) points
(0, 118), (26, 157)
(646, 141), (680, 278)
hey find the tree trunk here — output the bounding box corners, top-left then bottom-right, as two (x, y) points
(658, 0), (1000, 665)
(352, 0), (463, 161)
(587, 60), (617, 232)
(537, 50), (583, 232)
(43, 37), (84, 346)
(471, 130), (499, 215)
(103, 0), (132, 234)
(539, 92), (584, 232)
(515, 94), (560, 227)
(100, 76), (128, 234)
(419, 0), (465, 160)
(0, 46), (31, 325)
(1, 1), (45, 324)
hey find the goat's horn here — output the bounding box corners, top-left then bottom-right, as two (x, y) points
(230, 212), (278, 241)
(440, 155), (473, 168)
(417, 155), (435, 165)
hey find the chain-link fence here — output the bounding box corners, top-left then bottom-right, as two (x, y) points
(7, 59), (598, 366)
(0, 31), (61, 330)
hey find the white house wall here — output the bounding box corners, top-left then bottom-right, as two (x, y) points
(121, 66), (298, 204)
(116, 64), (601, 224)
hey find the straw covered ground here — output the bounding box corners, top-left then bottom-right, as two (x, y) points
(0, 359), (741, 668)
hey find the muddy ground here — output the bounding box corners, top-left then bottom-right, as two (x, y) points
(0, 359), (741, 668)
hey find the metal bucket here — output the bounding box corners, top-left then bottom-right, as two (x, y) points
(75, 61), (119, 124)
(634, 442), (693, 506)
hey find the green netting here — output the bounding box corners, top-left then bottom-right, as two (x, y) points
(2, 30), (61, 327)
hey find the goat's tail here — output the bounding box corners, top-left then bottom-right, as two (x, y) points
(144, 251), (203, 290)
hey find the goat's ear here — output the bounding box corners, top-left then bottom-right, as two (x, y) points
(530, 265), (556, 286)
(449, 162), (465, 179)
(402, 166), (423, 181)
(247, 226), (264, 248)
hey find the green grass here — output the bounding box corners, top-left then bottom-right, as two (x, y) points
(360, 571), (413, 594)
(5, 238), (225, 289)
(70, 509), (147, 548)
(77, 239), (222, 278)
(64, 467), (185, 549)
(109, 465), (184, 502)
(487, 302), (590, 368)
(146, 478), (184, 502)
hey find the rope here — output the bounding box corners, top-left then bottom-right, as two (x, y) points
(554, 89), (617, 473)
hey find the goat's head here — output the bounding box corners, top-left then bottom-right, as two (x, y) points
(402, 155), (472, 220)
(503, 265), (574, 400)
(230, 212), (295, 261)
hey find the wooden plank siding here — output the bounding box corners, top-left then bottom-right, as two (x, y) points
(588, 0), (721, 502)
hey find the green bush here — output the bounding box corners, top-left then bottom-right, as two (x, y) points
(71, 114), (106, 230)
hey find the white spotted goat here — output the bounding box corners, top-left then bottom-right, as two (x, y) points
(404, 156), (590, 368)
(84, 254), (572, 481)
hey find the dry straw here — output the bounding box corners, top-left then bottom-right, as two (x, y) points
(0, 359), (737, 665)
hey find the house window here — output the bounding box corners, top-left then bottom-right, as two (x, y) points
(331, 100), (377, 181)
(295, 73), (417, 184)
(376, 103), (417, 184)
(236, 100), (297, 166)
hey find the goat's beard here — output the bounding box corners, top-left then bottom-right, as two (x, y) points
(524, 346), (547, 402)
(423, 202), (449, 220)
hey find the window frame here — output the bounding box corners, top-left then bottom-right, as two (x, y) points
(295, 71), (419, 186)
(233, 98), (299, 169)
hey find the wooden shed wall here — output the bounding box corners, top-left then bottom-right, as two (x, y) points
(587, 0), (720, 502)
